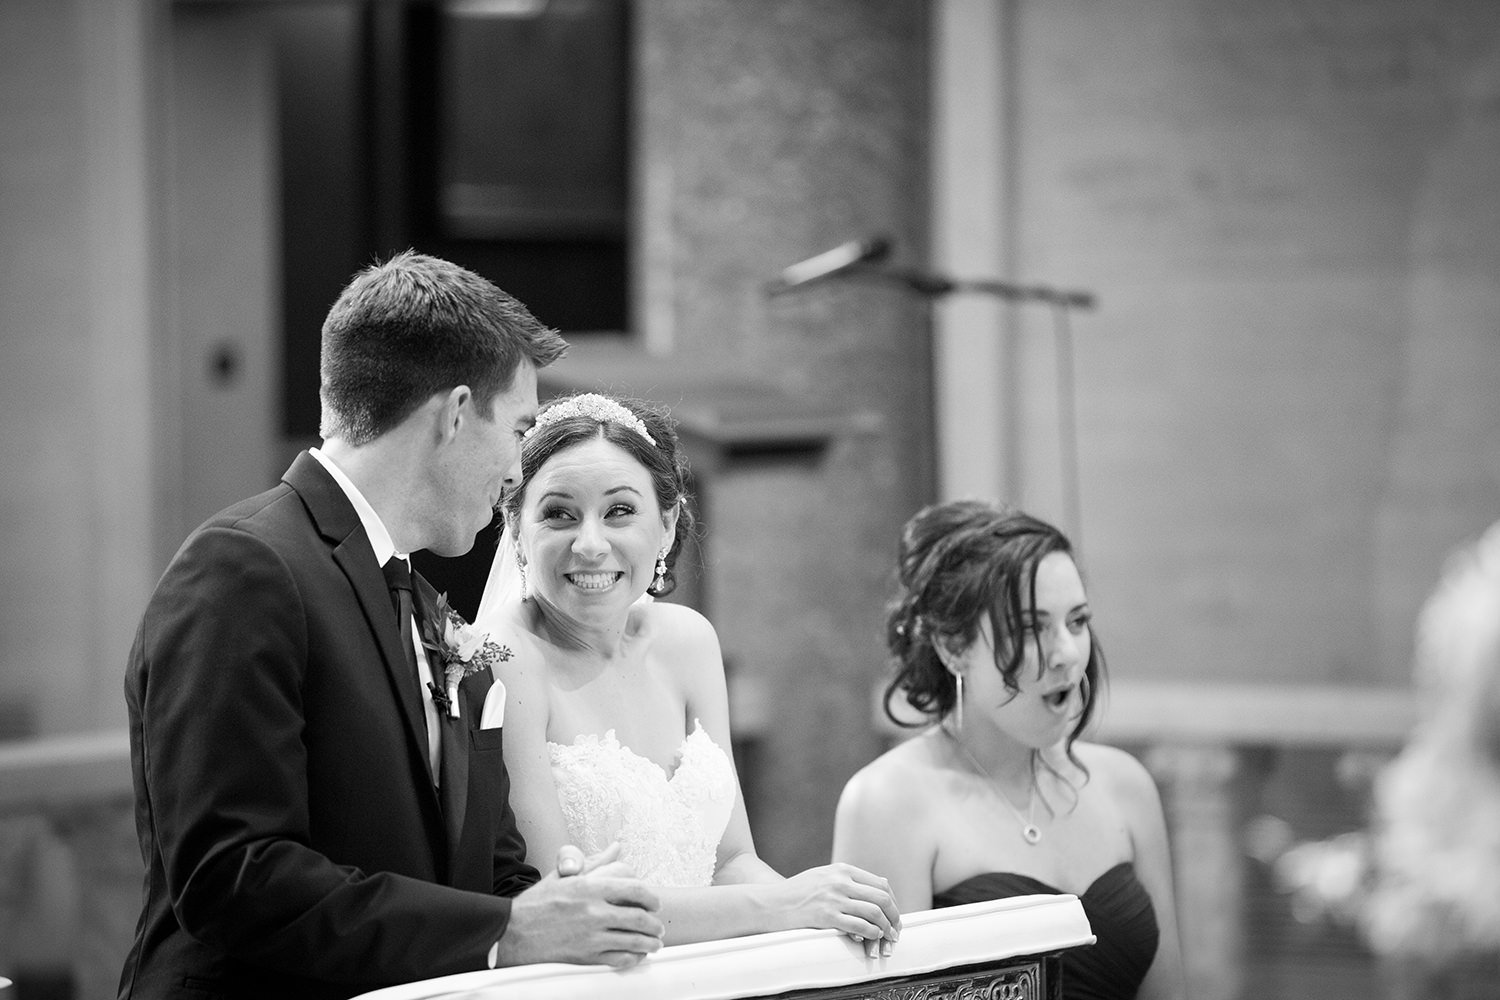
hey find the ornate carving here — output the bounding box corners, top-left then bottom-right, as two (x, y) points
(803, 960), (1041, 1000)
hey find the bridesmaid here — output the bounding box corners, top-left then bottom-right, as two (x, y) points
(833, 500), (1185, 1000)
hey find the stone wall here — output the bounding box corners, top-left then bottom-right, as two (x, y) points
(631, 0), (934, 873)
(1000, 0), (1500, 690)
(0, 0), (157, 739)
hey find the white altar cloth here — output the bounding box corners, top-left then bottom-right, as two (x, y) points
(353, 893), (1094, 1000)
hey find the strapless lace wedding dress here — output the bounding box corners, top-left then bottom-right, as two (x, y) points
(548, 721), (736, 887)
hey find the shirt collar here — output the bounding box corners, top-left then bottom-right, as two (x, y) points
(309, 447), (403, 566)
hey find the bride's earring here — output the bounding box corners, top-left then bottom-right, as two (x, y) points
(650, 549), (668, 594)
(517, 558), (529, 601)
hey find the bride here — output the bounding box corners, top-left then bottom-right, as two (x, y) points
(473, 391), (900, 952)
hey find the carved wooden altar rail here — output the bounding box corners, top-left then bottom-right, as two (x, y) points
(351, 895), (1094, 1000)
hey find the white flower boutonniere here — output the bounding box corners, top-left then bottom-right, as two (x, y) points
(420, 594), (512, 719)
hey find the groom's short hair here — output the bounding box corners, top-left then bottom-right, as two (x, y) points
(318, 250), (567, 445)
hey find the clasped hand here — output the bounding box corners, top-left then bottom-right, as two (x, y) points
(496, 843), (664, 969)
(782, 863), (901, 959)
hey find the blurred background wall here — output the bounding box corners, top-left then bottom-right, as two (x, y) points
(1, 1), (1498, 998)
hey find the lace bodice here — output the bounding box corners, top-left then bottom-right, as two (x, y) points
(548, 721), (736, 887)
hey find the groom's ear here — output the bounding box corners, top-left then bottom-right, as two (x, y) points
(433, 386), (470, 443)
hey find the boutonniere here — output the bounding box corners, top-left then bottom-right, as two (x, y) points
(420, 595), (512, 719)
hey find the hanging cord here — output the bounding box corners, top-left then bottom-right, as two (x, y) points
(1052, 301), (1082, 549)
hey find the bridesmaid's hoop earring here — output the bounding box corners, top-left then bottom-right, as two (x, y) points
(952, 672), (964, 732)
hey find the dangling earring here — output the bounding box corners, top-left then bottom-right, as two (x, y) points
(651, 549), (668, 594)
(952, 672), (965, 732)
(517, 559), (529, 601)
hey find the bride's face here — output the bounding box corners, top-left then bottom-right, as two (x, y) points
(517, 436), (676, 619)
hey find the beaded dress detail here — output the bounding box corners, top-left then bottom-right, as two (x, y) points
(549, 721), (736, 887)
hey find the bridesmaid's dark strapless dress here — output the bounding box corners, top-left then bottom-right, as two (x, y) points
(933, 861), (1159, 1000)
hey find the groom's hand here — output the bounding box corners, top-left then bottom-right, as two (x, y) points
(495, 845), (662, 969)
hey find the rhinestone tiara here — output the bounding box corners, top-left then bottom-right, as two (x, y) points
(525, 392), (657, 446)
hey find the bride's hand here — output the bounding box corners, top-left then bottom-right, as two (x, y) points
(556, 842), (639, 882)
(778, 863), (901, 958)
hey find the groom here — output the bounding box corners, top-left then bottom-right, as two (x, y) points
(119, 252), (663, 1000)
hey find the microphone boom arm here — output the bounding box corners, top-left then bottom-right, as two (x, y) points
(844, 265), (1096, 310)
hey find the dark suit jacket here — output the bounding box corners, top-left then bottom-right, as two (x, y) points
(119, 452), (538, 1000)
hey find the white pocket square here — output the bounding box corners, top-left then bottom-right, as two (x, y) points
(480, 678), (506, 730)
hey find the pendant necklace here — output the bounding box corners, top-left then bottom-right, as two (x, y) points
(945, 726), (1042, 845)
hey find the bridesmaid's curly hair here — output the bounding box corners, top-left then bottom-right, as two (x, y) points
(883, 500), (1105, 761)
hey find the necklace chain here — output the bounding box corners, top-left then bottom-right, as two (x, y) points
(943, 725), (1042, 846)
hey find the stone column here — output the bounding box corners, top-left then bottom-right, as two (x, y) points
(53, 799), (141, 1000)
(1146, 743), (1246, 1000)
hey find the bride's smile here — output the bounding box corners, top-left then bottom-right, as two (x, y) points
(566, 570), (625, 591)
(518, 437), (676, 616)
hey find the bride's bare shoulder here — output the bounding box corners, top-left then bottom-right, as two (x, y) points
(635, 602), (728, 705)
(485, 611), (550, 685)
(638, 600), (720, 653)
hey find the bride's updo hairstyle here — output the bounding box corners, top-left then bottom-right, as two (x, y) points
(501, 392), (696, 597)
(884, 500), (1105, 752)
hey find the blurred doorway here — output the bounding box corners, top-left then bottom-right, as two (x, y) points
(165, 0), (633, 614)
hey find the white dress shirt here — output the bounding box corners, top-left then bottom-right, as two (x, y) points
(309, 448), (443, 783)
(312, 450), (513, 968)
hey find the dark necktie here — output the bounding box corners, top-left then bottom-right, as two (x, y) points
(381, 555), (419, 676)
(382, 556), (440, 781)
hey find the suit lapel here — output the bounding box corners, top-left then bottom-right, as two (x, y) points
(335, 542), (432, 783)
(284, 453), (439, 818)
(415, 572), (472, 872)
(437, 708), (470, 871)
